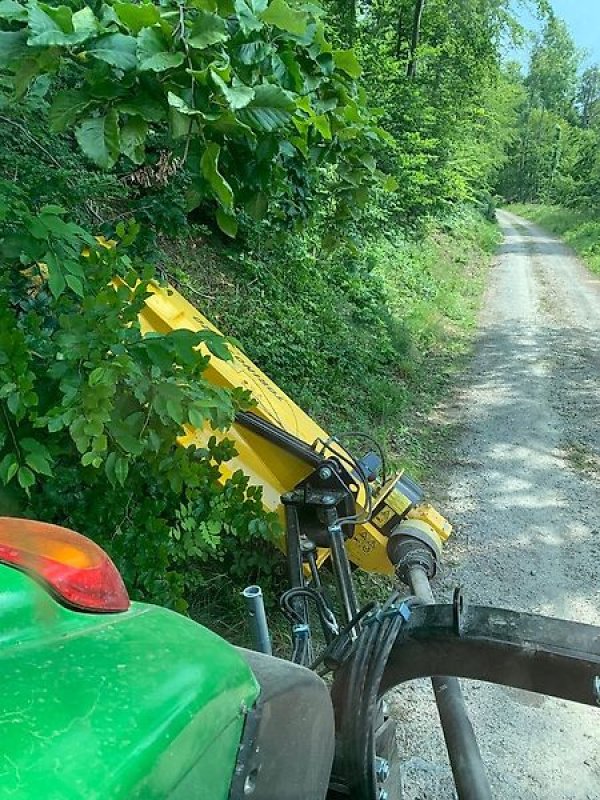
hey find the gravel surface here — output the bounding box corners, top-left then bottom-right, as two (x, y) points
(395, 210), (600, 800)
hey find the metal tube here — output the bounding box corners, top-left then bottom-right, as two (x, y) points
(284, 502), (308, 621)
(328, 522), (359, 628)
(408, 566), (492, 800)
(242, 585), (272, 656)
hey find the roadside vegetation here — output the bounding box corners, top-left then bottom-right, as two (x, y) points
(507, 205), (600, 276)
(0, 0), (551, 621)
(169, 208), (499, 480)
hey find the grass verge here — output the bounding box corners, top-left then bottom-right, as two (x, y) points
(164, 208), (500, 480)
(508, 204), (600, 276)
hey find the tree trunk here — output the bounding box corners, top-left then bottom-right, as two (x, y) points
(407, 0), (426, 79)
(395, 6), (404, 60)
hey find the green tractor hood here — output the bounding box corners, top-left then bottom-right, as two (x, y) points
(0, 564), (259, 799)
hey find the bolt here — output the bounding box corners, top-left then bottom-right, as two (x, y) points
(319, 466), (333, 480)
(376, 757), (390, 783)
(594, 676), (600, 706)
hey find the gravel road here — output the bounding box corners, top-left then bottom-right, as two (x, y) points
(394, 210), (600, 800)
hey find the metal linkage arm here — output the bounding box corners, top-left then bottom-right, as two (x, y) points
(378, 595), (600, 706)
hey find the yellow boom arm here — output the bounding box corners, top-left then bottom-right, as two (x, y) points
(139, 282), (451, 575)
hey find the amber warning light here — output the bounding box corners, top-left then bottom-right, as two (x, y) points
(0, 517), (129, 612)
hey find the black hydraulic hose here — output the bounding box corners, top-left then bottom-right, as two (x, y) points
(408, 566), (492, 800)
(235, 411), (324, 467)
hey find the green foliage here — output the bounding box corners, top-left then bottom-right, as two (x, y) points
(168, 207), (500, 475)
(0, 0), (526, 630)
(317, 0), (528, 221)
(0, 0), (386, 234)
(0, 179), (279, 610)
(496, 14), (600, 211)
(526, 15), (579, 118)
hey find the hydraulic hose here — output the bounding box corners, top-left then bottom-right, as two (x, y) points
(408, 565), (492, 800)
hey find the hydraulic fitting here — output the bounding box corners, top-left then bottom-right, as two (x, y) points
(387, 519), (443, 585)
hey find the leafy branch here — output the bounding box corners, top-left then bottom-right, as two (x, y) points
(0, 0), (389, 235)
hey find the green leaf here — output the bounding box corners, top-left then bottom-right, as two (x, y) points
(104, 451), (117, 485)
(89, 366), (108, 386)
(216, 207), (238, 237)
(261, 0), (307, 36)
(13, 56), (44, 97)
(17, 465), (35, 490)
(202, 333), (233, 360)
(114, 454), (129, 486)
(81, 451), (95, 467)
(142, 50), (184, 72)
(0, 453), (18, 485)
(117, 92), (165, 122)
(211, 71), (254, 110)
(245, 191), (268, 220)
(20, 438), (50, 458)
(237, 83), (295, 132)
(233, 0), (264, 34)
(88, 33), (138, 71)
(382, 175), (398, 192)
(236, 40), (269, 65)
(49, 88), (93, 133)
(189, 0), (218, 10)
(120, 116), (148, 163)
(167, 91), (203, 116)
(64, 258), (85, 277)
(92, 434), (107, 453)
(24, 452), (53, 476)
(72, 6), (98, 37)
(278, 50), (304, 90)
(6, 394), (19, 417)
(75, 110), (120, 169)
(201, 142), (234, 209)
(137, 27), (184, 71)
(113, 1), (159, 33)
(0, 0), (27, 22)
(312, 113), (331, 139)
(208, 110), (254, 139)
(0, 30), (28, 67)
(333, 49), (361, 78)
(360, 153), (376, 171)
(189, 407), (207, 428)
(189, 10), (229, 48)
(47, 259), (66, 298)
(27, 0), (92, 47)
(27, 0), (69, 40)
(65, 274), (84, 296)
(169, 107), (195, 138)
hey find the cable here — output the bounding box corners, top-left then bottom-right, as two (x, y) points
(331, 597), (412, 799)
(280, 587), (339, 637)
(338, 430), (388, 487)
(309, 600), (378, 673)
(280, 586), (341, 666)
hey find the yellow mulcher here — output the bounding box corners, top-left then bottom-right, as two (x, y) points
(127, 279), (600, 800)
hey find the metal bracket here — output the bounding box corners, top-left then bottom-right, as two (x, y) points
(453, 587), (466, 637)
(374, 601), (600, 707)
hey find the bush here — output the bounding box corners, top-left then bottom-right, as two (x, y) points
(0, 180), (279, 611)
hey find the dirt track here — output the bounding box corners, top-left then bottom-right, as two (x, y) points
(395, 210), (600, 799)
